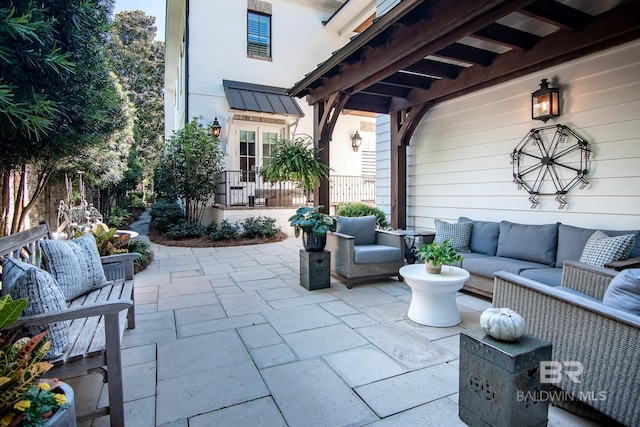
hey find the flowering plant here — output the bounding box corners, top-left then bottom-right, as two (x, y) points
(0, 295), (67, 427)
(2, 379), (69, 427)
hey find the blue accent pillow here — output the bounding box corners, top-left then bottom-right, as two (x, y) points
(41, 234), (108, 301)
(2, 257), (69, 359)
(336, 216), (376, 245)
(496, 221), (559, 265)
(579, 231), (634, 268)
(602, 269), (640, 316)
(434, 219), (471, 252)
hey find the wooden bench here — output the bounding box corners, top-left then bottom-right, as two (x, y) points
(0, 222), (139, 427)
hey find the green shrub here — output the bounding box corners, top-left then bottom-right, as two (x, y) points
(107, 206), (134, 228)
(126, 192), (146, 209)
(126, 239), (154, 273)
(335, 203), (389, 228)
(150, 200), (185, 232)
(210, 219), (240, 240)
(166, 221), (205, 239)
(241, 216), (281, 238)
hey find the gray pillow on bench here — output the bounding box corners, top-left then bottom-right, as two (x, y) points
(2, 257), (70, 359)
(41, 234), (108, 301)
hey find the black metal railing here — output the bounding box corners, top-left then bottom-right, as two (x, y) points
(214, 171), (376, 208)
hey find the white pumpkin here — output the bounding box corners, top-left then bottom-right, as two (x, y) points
(480, 307), (526, 341)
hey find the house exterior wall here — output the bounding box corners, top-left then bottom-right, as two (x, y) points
(376, 40), (640, 231)
(165, 0), (374, 177)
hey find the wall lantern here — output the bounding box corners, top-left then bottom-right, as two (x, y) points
(531, 79), (560, 122)
(210, 117), (222, 138)
(351, 130), (362, 152)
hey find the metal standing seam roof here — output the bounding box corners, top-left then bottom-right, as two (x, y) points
(223, 80), (305, 117)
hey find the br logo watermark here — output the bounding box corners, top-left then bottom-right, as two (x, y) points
(540, 361), (583, 384)
(517, 361), (607, 403)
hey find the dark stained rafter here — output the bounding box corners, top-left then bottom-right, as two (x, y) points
(293, 0), (640, 225)
(290, 0), (640, 115)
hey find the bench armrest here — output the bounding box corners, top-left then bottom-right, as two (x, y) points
(101, 252), (141, 280)
(9, 300), (133, 328)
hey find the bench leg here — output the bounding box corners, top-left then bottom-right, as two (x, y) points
(127, 287), (136, 329)
(105, 313), (126, 427)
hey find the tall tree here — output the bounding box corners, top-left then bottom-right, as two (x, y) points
(0, 0), (128, 235)
(108, 10), (165, 183)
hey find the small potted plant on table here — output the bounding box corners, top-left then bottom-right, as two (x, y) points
(416, 239), (462, 274)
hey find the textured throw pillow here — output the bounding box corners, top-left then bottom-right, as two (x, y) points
(41, 234), (107, 301)
(434, 219), (471, 252)
(4, 258), (69, 359)
(602, 269), (640, 316)
(2, 256), (35, 296)
(579, 231), (635, 268)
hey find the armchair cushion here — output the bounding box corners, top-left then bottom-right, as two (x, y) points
(3, 257), (69, 359)
(579, 231), (635, 268)
(602, 269), (640, 315)
(336, 216), (376, 245)
(354, 245), (403, 264)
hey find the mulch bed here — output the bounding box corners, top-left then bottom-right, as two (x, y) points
(148, 230), (289, 248)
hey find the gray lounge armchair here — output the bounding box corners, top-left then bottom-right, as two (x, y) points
(326, 215), (404, 288)
(493, 261), (640, 426)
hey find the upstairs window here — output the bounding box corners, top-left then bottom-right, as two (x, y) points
(248, 11), (271, 59)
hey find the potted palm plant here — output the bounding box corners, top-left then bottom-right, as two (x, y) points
(288, 205), (337, 251)
(416, 239), (462, 274)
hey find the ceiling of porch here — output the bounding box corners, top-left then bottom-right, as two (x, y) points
(289, 0), (640, 114)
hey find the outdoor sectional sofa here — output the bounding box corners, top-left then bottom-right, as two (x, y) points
(437, 218), (640, 298)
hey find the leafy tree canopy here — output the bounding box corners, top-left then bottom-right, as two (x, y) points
(108, 10), (165, 178)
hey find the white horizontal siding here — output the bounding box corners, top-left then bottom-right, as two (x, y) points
(377, 40), (640, 231)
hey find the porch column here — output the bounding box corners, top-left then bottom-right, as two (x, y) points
(313, 103), (330, 214)
(390, 111), (406, 229)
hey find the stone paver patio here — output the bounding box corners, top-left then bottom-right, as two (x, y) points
(70, 231), (608, 426)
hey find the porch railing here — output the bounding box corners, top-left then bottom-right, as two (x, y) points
(214, 171), (375, 208)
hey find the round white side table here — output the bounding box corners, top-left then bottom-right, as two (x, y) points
(399, 264), (470, 327)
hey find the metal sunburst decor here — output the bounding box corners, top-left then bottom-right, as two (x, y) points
(511, 124), (590, 209)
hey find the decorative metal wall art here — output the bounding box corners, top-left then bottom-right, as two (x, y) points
(511, 124), (589, 209)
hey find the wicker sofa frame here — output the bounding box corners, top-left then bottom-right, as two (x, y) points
(493, 260), (639, 426)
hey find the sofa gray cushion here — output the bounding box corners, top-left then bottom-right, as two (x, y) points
(556, 224), (640, 268)
(602, 269), (640, 315)
(3, 257), (70, 359)
(462, 256), (550, 278)
(580, 231), (635, 268)
(496, 221), (558, 266)
(353, 245), (403, 264)
(434, 219), (471, 252)
(336, 216), (376, 245)
(519, 267), (563, 287)
(459, 217), (500, 255)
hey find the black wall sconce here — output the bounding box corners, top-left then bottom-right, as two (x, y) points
(351, 130), (362, 152)
(210, 117), (222, 138)
(531, 79), (560, 122)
